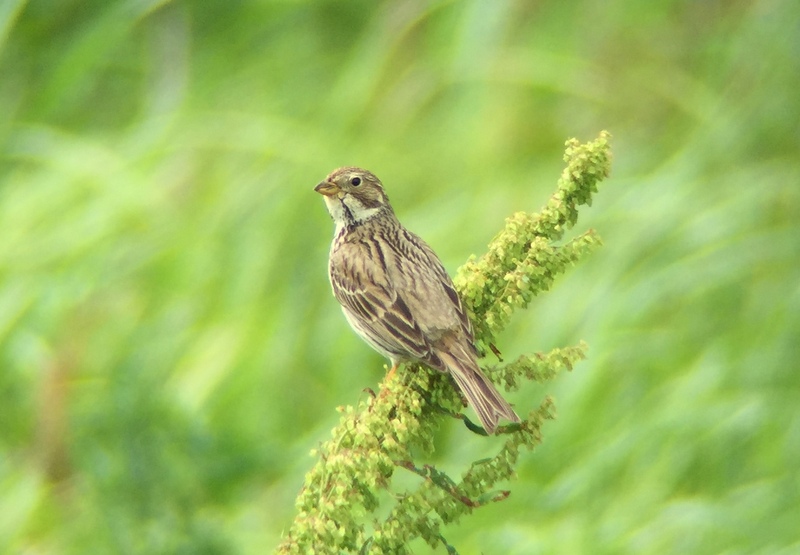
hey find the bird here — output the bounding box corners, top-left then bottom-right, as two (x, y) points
(315, 167), (520, 434)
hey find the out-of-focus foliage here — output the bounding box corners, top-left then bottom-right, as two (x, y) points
(0, 1), (797, 554)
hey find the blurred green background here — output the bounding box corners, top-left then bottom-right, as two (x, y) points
(1, 0), (798, 553)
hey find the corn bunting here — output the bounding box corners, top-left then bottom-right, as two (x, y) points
(315, 167), (519, 434)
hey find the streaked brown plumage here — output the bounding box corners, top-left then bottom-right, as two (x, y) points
(315, 167), (519, 434)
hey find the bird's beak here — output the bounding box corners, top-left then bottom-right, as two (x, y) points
(314, 181), (341, 197)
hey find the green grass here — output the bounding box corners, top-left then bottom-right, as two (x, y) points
(1, 1), (798, 553)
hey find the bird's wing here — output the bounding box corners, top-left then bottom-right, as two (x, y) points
(329, 231), (440, 366)
(405, 230), (476, 347)
(330, 223), (476, 367)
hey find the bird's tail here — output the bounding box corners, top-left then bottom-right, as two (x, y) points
(437, 343), (520, 434)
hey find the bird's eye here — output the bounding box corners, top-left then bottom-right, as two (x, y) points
(350, 177), (361, 186)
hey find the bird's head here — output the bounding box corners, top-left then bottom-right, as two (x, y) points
(315, 167), (394, 229)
